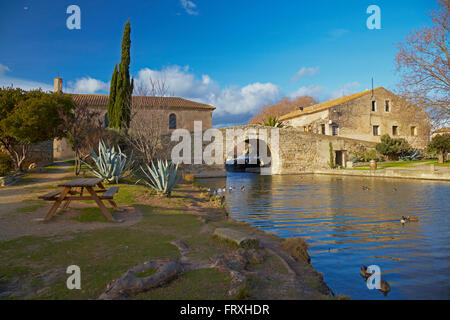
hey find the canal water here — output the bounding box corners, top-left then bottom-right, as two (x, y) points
(198, 172), (450, 300)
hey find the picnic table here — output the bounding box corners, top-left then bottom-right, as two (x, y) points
(39, 178), (120, 222)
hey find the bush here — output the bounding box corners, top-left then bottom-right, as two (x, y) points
(350, 149), (382, 162)
(427, 133), (450, 163)
(375, 134), (412, 160)
(0, 153), (13, 176)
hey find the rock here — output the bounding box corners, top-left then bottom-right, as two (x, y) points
(214, 228), (260, 249)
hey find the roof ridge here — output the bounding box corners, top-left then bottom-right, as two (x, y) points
(279, 87), (384, 121)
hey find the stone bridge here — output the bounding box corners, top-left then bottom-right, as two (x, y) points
(177, 125), (376, 178)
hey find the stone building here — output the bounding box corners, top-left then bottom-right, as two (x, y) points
(279, 87), (430, 149)
(53, 77), (215, 159)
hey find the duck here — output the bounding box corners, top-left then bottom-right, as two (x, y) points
(406, 216), (419, 222)
(360, 265), (373, 279)
(400, 216), (408, 224)
(240, 186), (245, 191)
(379, 278), (391, 296)
(228, 186), (234, 191)
(392, 187), (397, 192)
(362, 186), (370, 191)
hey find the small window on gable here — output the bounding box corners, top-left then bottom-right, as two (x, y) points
(169, 113), (176, 130)
(385, 100), (390, 112)
(411, 126), (417, 136)
(371, 101), (376, 112)
(373, 125), (380, 136)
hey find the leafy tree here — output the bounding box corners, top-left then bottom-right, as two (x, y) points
(0, 88), (74, 171)
(375, 134), (412, 160)
(428, 133), (450, 163)
(108, 21), (134, 129)
(107, 64), (118, 127)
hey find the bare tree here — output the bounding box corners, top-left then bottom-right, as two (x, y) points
(248, 96), (318, 125)
(396, 0), (449, 127)
(125, 77), (172, 164)
(60, 103), (105, 175)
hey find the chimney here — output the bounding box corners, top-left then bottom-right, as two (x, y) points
(54, 77), (63, 93)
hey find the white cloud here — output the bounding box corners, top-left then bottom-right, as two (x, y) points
(134, 65), (279, 116)
(0, 64), (10, 75)
(289, 85), (324, 100)
(70, 77), (109, 94)
(180, 0), (199, 15)
(0, 76), (53, 91)
(291, 67), (319, 82)
(327, 82), (360, 100)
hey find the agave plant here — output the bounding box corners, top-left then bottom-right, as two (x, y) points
(139, 160), (181, 196)
(262, 116), (284, 128)
(83, 140), (135, 184)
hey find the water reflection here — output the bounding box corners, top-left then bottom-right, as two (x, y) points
(199, 172), (450, 300)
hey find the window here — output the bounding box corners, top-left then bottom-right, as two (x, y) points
(332, 125), (339, 136)
(104, 113), (109, 127)
(371, 101), (376, 112)
(321, 124), (326, 135)
(392, 126), (398, 136)
(411, 126), (417, 136)
(169, 113), (176, 129)
(373, 125), (380, 136)
(385, 100), (390, 112)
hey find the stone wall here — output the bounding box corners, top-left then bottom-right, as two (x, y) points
(21, 140), (54, 168)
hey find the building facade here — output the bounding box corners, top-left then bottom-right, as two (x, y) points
(53, 77), (215, 159)
(279, 87), (430, 149)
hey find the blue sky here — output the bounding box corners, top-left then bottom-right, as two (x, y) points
(0, 0), (438, 126)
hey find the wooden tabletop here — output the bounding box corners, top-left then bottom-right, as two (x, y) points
(59, 178), (104, 187)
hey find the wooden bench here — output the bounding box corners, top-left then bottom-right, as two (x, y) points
(39, 190), (62, 200)
(101, 187), (120, 199)
(38, 178), (122, 222)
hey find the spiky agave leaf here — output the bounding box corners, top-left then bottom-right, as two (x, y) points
(81, 140), (135, 183)
(139, 159), (180, 196)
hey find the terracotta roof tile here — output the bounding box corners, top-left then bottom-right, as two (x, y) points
(279, 87), (383, 121)
(70, 94), (215, 110)
(433, 127), (450, 133)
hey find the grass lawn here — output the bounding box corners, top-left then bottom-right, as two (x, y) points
(350, 159), (449, 170)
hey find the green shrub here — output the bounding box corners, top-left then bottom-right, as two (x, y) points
(0, 153), (13, 176)
(375, 134), (412, 160)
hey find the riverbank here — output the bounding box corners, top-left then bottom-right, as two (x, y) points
(311, 166), (450, 181)
(0, 162), (334, 300)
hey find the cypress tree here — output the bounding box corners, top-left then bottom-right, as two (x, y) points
(113, 20), (133, 129)
(107, 64), (118, 127)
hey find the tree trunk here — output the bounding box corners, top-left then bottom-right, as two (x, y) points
(438, 150), (445, 164)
